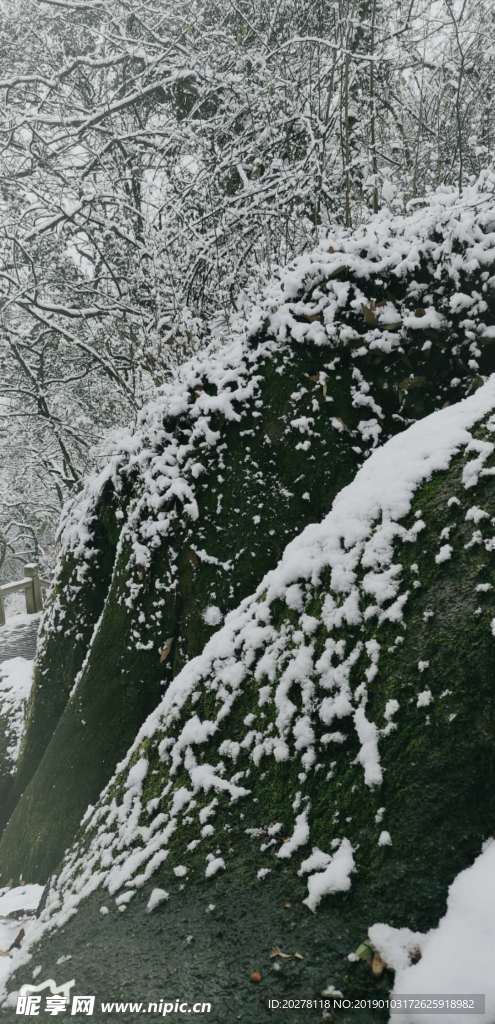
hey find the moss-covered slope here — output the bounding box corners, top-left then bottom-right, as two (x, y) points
(3, 380), (495, 1022)
(6, 178), (495, 884)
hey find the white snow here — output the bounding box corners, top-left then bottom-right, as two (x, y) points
(353, 707), (382, 787)
(202, 606), (223, 627)
(303, 839), (355, 912)
(378, 830), (392, 847)
(402, 308), (445, 331)
(146, 888), (169, 912)
(59, 173), (495, 593)
(384, 699), (399, 721)
(7, 171), (495, 998)
(126, 758), (148, 791)
(12, 375), (495, 966)
(435, 545), (453, 565)
(417, 690), (433, 708)
(0, 886), (43, 998)
(390, 842), (495, 1023)
(276, 809), (309, 860)
(0, 658), (34, 767)
(205, 857), (225, 879)
(0, 887), (42, 919)
(368, 922), (423, 973)
(298, 848), (333, 876)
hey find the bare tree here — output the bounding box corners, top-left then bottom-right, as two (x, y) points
(0, 0), (493, 572)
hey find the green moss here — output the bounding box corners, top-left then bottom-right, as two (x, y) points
(5, 418), (495, 1021)
(11, 479), (125, 805)
(2, 305), (492, 885)
(0, 344), (370, 879)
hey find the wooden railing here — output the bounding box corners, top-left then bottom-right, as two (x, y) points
(0, 564), (43, 627)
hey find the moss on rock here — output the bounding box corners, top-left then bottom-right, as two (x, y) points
(3, 384), (495, 1021)
(5, 181), (495, 887)
(12, 478), (125, 804)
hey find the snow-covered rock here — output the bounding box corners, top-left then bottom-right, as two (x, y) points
(7, 177), (495, 885)
(4, 377), (495, 1015)
(372, 841), (495, 1023)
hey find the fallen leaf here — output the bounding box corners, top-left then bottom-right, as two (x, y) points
(159, 637), (174, 663)
(301, 312), (323, 324)
(362, 302), (378, 327)
(271, 947), (304, 961)
(371, 953), (385, 977)
(185, 548), (200, 569)
(331, 416), (350, 434)
(354, 941), (374, 962)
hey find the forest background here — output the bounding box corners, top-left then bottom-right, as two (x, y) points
(0, 0), (491, 581)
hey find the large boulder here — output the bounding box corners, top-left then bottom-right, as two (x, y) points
(3, 379), (495, 1022)
(5, 178), (495, 883)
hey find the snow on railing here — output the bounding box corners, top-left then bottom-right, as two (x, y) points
(0, 564), (43, 627)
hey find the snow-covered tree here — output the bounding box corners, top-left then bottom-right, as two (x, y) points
(0, 0), (493, 572)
